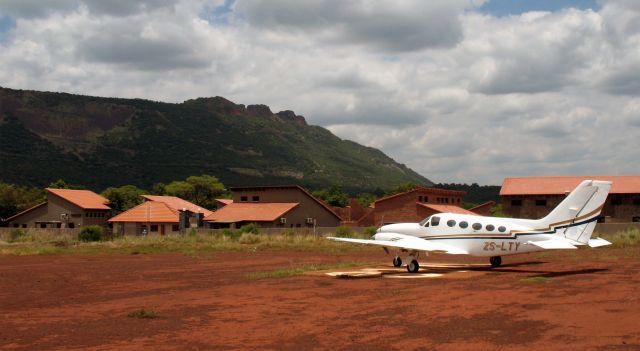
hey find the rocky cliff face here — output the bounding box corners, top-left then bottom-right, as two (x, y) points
(0, 86), (432, 193)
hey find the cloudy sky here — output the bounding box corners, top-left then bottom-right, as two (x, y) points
(1, 0), (638, 185)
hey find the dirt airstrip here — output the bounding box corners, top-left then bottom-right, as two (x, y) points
(1, 249), (639, 350)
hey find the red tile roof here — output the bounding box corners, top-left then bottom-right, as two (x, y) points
(418, 203), (479, 216)
(500, 176), (640, 195)
(47, 188), (110, 210)
(108, 201), (178, 223)
(216, 199), (233, 205)
(141, 195), (213, 216)
(204, 203), (299, 223)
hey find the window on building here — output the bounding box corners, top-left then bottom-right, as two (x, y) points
(633, 198), (640, 205)
(150, 225), (158, 232)
(447, 219), (456, 227)
(486, 224), (495, 231)
(240, 196), (248, 202)
(459, 221), (468, 229)
(431, 216), (440, 226)
(424, 196), (428, 202)
(418, 196), (423, 202)
(68, 223), (75, 229)
(457, 198), (460, 203)
(535, 199), (547, 206)
(472, 223), (482, 230)
(13, 224), (19, 228)
(612, 198), (623, 206)
(172, 224), (179, 231)
(252, 196), (260, 202)
(511, 199), (522, 206)
(40, 223), (46, 228)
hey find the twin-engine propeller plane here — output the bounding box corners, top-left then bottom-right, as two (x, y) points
(329, 180), (612, 273)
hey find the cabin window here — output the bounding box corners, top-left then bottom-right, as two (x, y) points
(486, 224), (495, 231)
(459, 221), (468, 229)
(498, 226), (506, 232)
(447, 219), (456, 227)
(472, 223), (482, 230)
(535, 199), (547, 206)
(511, 199), (522, 206)
(431, 216), (440, 226)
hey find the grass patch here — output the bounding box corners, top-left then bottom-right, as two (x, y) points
(522, 276), (552, 282)
(127, 308), (158, 319)
(0, 229), (375, 256)
(597, 228), (640, 248)
(246, 261), (376, 280)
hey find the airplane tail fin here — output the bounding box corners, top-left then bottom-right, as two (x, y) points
(539, 180), (612, 244)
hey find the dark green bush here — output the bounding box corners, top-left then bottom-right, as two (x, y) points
(335, 226), (353, 238)
(78, 225), (103, 242)
(8, 229), (26, 243)
(363, 227), (378, 237)
(239, 223), (259, 234)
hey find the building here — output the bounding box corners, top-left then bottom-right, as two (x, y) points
(500, 176), (640, 222)
(355, 186), (473, 226)
(108, 195), (213, 235)
(6, 188), (110, 228)
(204, 185), (341, 228)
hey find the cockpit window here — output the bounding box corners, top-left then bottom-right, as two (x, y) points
(447, 219), (456, 227)
(419, 217), (430, 227)
(431, 216), (440, 226)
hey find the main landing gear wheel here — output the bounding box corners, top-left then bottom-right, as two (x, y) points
(490, 256), (502, 267)
(392, 256), (402, 267)
(407, 260), (420, 273)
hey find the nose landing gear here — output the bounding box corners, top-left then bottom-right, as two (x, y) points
(392, 256), (402, 267)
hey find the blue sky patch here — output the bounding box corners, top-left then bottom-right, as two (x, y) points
(201, 0), (235, 25)
(479, 0), (601, 16)
(0, 15), (16, 44)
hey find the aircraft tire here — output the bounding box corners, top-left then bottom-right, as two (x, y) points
(490, 256), (502, 267)
(393, 256), (402, 267)
(407, 260), (420, 273)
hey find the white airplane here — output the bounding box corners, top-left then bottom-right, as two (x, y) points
(329, 180), (612, 273)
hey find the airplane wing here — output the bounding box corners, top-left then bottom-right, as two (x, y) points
(327, 233), (468, 255)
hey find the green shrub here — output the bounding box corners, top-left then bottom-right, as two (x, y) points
(222, 228), (240, 240)
(8, 229), (26, 243)
(78, 225), (103, 242)
(239, 223), (259, 234)
(188, 228), (197, 237)
(335, 226), (353, 238)
(239, 233), (261, 244)
(363, 227), (378, 237)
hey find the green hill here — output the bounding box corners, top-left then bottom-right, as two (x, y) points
(0, 87), (432, 193)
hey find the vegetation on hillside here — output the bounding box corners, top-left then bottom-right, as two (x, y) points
(0, 86), (431, 194)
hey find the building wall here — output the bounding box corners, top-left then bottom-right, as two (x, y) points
(231, 187), (340, 227)
(7, 194), (108, 228)
(113, 222), (180, 235)
(502, 194), (640, 222)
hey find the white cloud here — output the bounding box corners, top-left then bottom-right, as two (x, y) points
(0, 0), (639, 185)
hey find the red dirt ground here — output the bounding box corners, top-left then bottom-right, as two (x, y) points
(1, 249), (639, 350)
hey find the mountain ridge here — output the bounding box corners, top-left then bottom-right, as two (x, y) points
(0, 86), (432, 193)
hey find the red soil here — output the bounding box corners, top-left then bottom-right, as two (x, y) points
(1, 249), (639, 350)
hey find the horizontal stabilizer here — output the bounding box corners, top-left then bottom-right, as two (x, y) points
(528, 239), (577, 250)
(327, 234), (468, 255)
(588, 237), (612, 248)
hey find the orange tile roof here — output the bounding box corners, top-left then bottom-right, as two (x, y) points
(108, 201), (178, 223)
(47, 188), (110, 210)
(141, 195), (213, 216)
(216, 199), (233, 205)
(204, 203), (299, 223)
(500, 176), (640, 195)
(418, 203), (479, 216)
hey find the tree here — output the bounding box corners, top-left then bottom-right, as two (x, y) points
(101, 185), (147, 215)
(164, 181), (195, 201)
(313, 184), (349, 207)
(48, 179), (85, 189)
(385, 182), (418, 196)
(0, 182), (46, 219)
(356, 193), (376, 208)
(185, 175), (226, 209)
